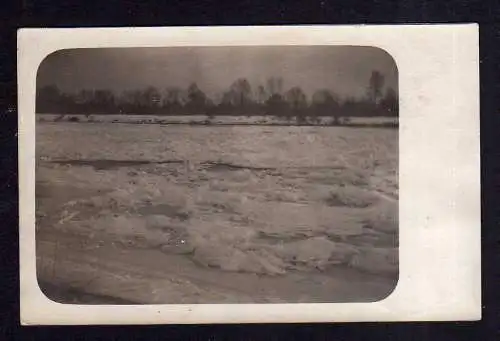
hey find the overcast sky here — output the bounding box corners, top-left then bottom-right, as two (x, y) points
(37, 46), (398, 100)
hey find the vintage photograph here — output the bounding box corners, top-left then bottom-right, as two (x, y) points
(34, 45), (399, 304)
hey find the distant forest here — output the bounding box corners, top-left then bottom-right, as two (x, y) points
(37, 71), (398, 125)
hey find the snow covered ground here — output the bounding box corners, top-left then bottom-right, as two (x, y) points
(36, 121), (398, 303)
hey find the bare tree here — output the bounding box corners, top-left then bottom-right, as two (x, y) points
(367, 71), (385, 104)
(265, 93), (287, 120)
(221, 90), (237, 106)
(142, 86), (161, 108)
(285, 86), (308, 125)
(185, 83), (208, 115)
(256, 85), (267, 104)
(163, 86), (183, 114)
(380, 87), (398, 116)
(37, 85), (62, 114)
(93, 89), (115, 107)
(312, 89), (340, 125)
(230, 78), (252, 106)
(266, 77), (284, 96)
(163, 87), (182, 105)
(75, 89), (94, 103)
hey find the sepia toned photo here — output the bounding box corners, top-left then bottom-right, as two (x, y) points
(19, 25), (480, 324)
(35, 46), (399, 304)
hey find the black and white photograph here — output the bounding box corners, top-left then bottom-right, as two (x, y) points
(35, 45), (399, 304)
(18, 25), (480, 324)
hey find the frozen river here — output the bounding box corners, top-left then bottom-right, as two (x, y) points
(36, 122), (398, 303)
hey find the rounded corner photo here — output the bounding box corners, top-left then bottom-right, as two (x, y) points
(362, 45), (399, 73)
(36, 48), (80, 82)
(35, 45), (399, 304)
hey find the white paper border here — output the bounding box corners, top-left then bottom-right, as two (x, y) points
(18, 24), (481, 325)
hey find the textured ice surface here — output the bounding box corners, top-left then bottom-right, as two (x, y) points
(37, 122), (398, 277)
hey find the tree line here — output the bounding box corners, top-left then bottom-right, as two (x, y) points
(37, 71), (398, 124)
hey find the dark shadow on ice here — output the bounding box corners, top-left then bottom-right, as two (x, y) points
(49, 159), (185, 170)
(49, 159), (347, 172)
